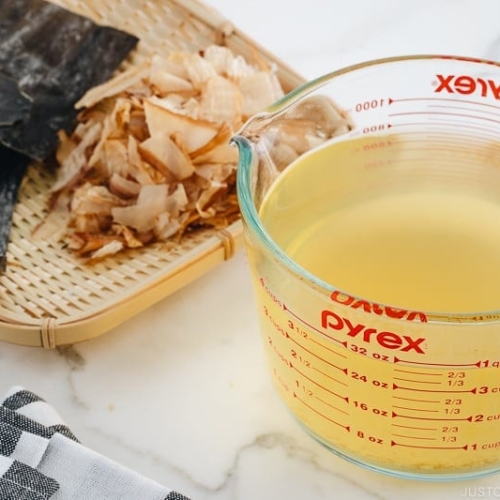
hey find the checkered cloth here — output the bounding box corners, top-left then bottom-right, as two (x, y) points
(0, 387), (189, 499)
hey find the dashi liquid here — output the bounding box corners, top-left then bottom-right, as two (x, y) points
(249, 132), (500, 476)
(259, 133), (500, 313)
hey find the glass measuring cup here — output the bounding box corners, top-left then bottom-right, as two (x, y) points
(233, 55), (500, 480)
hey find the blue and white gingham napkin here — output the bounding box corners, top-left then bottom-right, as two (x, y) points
(0, 387), (189, 500)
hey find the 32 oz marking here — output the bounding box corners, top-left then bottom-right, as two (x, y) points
(349, 344), (390, 362)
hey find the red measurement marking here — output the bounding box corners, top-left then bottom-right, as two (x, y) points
(393, 377), (441, 385)
(393, 396), (440, 404)
(284, 303), (348, 348)
(393, 383), (473, 394)
(315, 395), (350, 415)
(291, 364), (349, 402)
(312, 365), (348, 387)
(388, 121), (500, 139)
(388, 96), (500, 111)
(308, 336), (348, 359)
(390, 146), (492, 157)
(287, 335), (348, 373)
(393, 405), (439, 413)
(394, 357), (481, 368)
(392, 411), (471, 422)
(388, 126), (500, 142)
(386, 156), (481, 170)
(439, 54), (500, 66)
(391, 145), (485, 154)
(392, 424), (438, 431)
(394, 368), (443, 377)
(390, 136), (500, 152)
(391, 440), (468, 450)
(389, 110), (500, 126)
(392, 433), (436, 441)
(428, 104), (500, 118)
(294, 392), (350, 431)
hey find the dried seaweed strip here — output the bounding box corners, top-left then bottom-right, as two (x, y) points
(0, 145), (30, 272)
(0, 0), (139, 161)
(0, 0), (31, 39)
(0, 73), (32, 126)
(0, 0), (139, 272)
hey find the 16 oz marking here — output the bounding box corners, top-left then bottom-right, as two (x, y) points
(353, 400), (388, 416)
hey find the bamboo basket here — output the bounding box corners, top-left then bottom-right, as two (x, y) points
(0, 0), (305, 348)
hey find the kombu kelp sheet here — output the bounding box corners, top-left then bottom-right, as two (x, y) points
(0, 0), (138, 271)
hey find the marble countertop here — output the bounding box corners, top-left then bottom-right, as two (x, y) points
(3, 0), (500, 498)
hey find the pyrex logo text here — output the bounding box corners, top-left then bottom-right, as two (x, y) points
(331, 291), (427, 322)
(435, 74), (500, 99)
(321, 310), (426, 354)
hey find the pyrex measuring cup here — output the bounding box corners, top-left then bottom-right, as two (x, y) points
(233, 55), (500, 480)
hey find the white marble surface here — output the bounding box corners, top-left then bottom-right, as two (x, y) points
(3, 0), (500, 498)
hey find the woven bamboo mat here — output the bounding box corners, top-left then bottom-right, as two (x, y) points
(0, 0), (304, 348)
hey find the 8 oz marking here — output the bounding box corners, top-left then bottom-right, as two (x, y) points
(356, 430), (384, 444)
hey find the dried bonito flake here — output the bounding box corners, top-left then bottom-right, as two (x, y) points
(47, 45), (285, 261)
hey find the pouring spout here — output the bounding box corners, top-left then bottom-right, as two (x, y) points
(233, 78), (354, 216)
(232, 111), (277, 143)
(230, 133), (254, 168)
